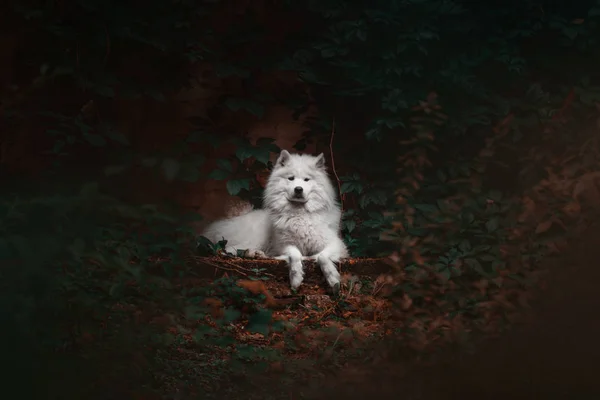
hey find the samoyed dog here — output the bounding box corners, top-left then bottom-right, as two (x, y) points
(202, 150), (348, 292)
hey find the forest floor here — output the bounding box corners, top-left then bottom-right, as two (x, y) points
(41, 222), (600, 400)
(177, 221), (600, 400)
(306, 221), (600, 400)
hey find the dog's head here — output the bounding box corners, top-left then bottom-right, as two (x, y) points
(264, 150), (337, 213)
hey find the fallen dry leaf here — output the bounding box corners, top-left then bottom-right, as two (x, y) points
(535, 220), (553, 234)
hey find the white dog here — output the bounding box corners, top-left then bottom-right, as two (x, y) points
(202, 150), (348, 292)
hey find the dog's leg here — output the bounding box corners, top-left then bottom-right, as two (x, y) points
(243, 249), (268, 259)
(223, 246), (239, 256)
(314, 242), (344, 294)
(279, 245), (304, 290)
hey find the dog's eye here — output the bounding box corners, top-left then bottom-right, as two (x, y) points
(288, 176), (294, 181)
(304, 178), (310, 182)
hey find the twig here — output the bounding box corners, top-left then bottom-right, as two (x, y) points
(189, 256), (249, 277)
(188, 255), (278, 278)
(329, 117), (344, 209)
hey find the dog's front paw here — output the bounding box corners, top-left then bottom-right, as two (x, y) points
(244, 249), (268, 259)
(323, 267), (341, 290)
(289, 267), (304, 291)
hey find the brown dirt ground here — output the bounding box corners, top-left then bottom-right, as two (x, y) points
(306, 222), (600, 400)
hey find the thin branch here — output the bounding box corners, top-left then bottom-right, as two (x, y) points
(329, 117), (344, 209)
(188, 255), (278, 278)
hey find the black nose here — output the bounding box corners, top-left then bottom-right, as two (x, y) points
(294, 186), (303, 194)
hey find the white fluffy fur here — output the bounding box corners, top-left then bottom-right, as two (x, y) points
(202, 150), (349, 291)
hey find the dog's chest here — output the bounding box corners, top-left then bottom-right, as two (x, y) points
(274, 215), (330, 254)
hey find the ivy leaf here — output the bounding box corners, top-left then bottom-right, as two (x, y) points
(414, 204), (438, 214)
(208, 169), (230, 180)
(344, 219), (356, 233)
(465, 258), (488, 277)
(485, 217), (499, 233)
(458, 239), (471, 253)
(247, 309), (272, 336)
(320, 46), (337, 58)
(217, 159), (233, 172)
(253, 147), (272, 164)
(256, 137), (280, 152)
(340, 180), (364, 194)
(462, 212), (475, 225)
(358, 190), (387, 208)
(224, 97), (264, 117)
(223, 307), (241, 323)
(236, 146), (254, 162)
(436, 199), (451, 213)
(226, 179), (251, 195)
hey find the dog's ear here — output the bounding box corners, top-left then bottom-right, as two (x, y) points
(276, 150), (291, 167)
(315, 153), (326, 169)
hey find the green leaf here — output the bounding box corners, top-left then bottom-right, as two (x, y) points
(340, 181), (363, 194)
(253, 147), (272, 164)
(358, 190), (387, 208)
(458, 240), (471, 252)
(589, 7), (600, 17)
(224, 97), (264, 117)
(226, 179), (251, 195)
(247, 309), (272, 336)
(485, 217), (499, 233)
(414, 204), (438, 214)
(193, 325), (215, 341)
(436, 199), (451, 213)
(223, 307), (241, 323)
(320, 46), (337, 58)
(208, 169), (230, 180)
(256, 137), (279, 152)
(236, 146), (254, 162)
(344, 219), (356, 233)
(465, 258), (489, 277)
(217, 159), (233, 172)
(462, 212), (475, 225)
